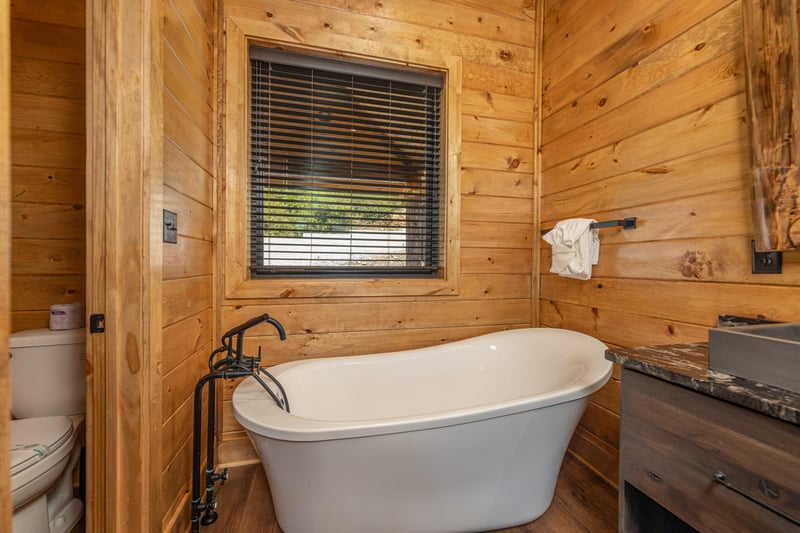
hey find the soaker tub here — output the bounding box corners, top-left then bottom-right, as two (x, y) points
(232, 327), (612, 533)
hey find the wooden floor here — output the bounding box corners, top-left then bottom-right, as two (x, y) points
(203, 452), (618, 532)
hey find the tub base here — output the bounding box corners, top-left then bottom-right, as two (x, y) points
(250, 399), (585, 533)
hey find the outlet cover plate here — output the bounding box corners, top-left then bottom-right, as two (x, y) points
(751, 240), (781, 274)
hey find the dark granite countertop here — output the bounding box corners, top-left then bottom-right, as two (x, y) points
(606, 343), (800, 426)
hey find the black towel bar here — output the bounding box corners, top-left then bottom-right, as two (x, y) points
(541, 217), (636, 235)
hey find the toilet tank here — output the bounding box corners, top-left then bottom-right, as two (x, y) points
(9, 328), (86, 419)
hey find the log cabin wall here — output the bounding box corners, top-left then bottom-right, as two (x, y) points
(218, 0), (537, 457)
(9, 0), (86, 332)
(160, 0), (216, 530)
(539, 0), (800, 486)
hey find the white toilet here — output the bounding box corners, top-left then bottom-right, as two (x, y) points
(9, 328), (86, 533)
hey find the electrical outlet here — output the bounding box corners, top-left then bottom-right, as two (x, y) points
(751, 240), (782, 274)
(163, 210), (178, 243)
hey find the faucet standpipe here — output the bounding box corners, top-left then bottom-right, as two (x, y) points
(190, 314), (288, 532)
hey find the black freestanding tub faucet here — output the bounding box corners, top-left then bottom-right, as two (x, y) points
(189, 313), (288, 532)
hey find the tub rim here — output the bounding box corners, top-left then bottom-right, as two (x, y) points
(233, 327), (612, 442)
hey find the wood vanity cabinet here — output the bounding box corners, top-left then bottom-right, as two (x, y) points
(619, 369), (800, 532)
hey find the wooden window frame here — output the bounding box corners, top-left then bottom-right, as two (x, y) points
(222, 17), (461, 299)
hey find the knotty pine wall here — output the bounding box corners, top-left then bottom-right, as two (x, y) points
(539, 0), (800, 486)
(218, 0), (538, 454)
(160, 0), (216, 530)
(10, 0), (86, 332)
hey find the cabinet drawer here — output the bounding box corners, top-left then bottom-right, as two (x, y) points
(620, 369), (800, 532)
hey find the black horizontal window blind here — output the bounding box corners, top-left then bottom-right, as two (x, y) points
(249, 47), (444, 278)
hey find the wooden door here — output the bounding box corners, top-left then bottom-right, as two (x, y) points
(85, 0), (105, 527)
(85, 0), (163, 530)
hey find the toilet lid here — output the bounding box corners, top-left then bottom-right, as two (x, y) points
(10, 416), (74, 476)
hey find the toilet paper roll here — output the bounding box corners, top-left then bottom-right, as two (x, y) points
(50, 303), (85, 330)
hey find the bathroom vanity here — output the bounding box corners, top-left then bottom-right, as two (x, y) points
(606, 344), (800, 532)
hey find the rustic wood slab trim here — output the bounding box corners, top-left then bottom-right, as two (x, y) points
(742, 0), (800, 251)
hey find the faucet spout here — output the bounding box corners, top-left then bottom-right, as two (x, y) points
(265, 316), (287, 340)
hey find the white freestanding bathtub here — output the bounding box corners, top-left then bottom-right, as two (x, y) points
(232, 327), (612, 533)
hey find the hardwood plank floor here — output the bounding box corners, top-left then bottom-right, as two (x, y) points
(202, 452), (618, 532)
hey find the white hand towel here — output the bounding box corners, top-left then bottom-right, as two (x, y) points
(542, 218), (600, 280)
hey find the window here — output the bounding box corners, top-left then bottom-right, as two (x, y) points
(248, 47), (444, 278)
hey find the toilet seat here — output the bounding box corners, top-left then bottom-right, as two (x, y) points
(11, 416), (76, 509)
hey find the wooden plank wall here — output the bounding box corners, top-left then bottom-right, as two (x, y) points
(9, 0), (86, 332)
(539, 0), (800, 486)
(218, 0), (537, 453)
(160, 0), (216, 530)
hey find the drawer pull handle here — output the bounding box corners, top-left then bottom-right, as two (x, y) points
(759, 479), (780, 500)
(713, 471), (800, 526)
(646, 470), (662, 483)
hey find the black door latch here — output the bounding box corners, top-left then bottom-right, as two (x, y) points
(89, 314), (105, 333)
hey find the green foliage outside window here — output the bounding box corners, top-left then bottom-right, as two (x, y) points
(260, 187), (409, 237)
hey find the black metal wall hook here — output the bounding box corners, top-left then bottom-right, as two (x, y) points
(190, 314), (289, 532)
